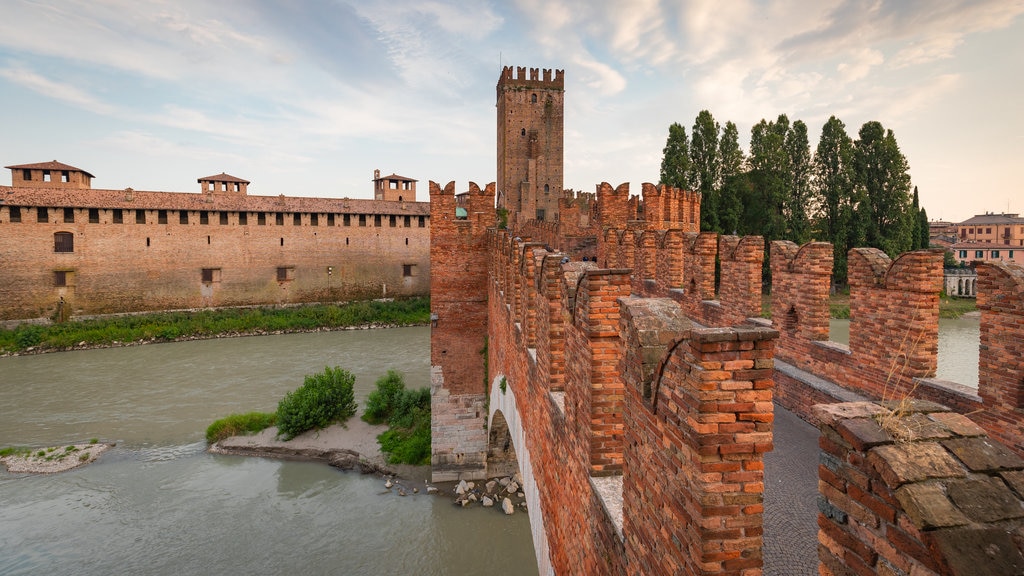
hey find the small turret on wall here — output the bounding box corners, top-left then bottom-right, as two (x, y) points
(5, 160), (94, 189)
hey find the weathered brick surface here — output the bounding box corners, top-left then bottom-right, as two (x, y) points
(430, 181), (494, 481)
(622, 309), (778, 576)
(496, 66), (564, 226)
(815, 401), (1024, 576)
(0, 185), (431, 320)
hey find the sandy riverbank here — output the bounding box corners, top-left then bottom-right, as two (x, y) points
(1, 442), (112, 474)
(210, 418), (429, 481)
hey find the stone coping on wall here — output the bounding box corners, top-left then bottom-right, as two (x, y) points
(916, 377), (983, 403)
(548, 391), (565, 417)
(814, 400), (1024, 576)
(590, 474), (624, 542)
(775, 359), (870, 404)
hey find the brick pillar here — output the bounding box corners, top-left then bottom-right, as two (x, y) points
(596, 181), (631, 229)
(975, 261), (1024, 454)
(641, 182), (665, 230)
(519, 244), (545, 349)
(679, 232), (718, 316)
(564, 268), (631, 475)
(429, 180), (491, 481)
(718, 235), (764, 323)
(622, 323), (778, 575)
(848, 248), (942, 392)
(538, 253), (568, 391)
(770, 241), (833, 354)
(658, 229), (685, 292)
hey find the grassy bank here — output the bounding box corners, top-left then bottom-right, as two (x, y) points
(827, 293), (977, 320)
(761, 293), (977, 320)
(0, 297), (429, 355)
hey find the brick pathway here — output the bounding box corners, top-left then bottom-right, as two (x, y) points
(764, 404), (821, 575)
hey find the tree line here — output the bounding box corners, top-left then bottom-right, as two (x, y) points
(660, 111), (930, 284)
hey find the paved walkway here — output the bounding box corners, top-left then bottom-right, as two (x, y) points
(764, 404), (822, 575)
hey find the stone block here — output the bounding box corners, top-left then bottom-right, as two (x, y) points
(927, 412), (986, 437)
(945, 476), (1024, 523)
(929, 527), (1024, 576)
(894, 482), (970, 529)
(869, 443), (966, 488)
(942, 437), (1024, 472)
(837, 417), (893, 451)
(814, 402), (887, 427)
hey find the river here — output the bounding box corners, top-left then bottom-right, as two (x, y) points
(829, 317), (980, 387)
(0, 327), (538, 576)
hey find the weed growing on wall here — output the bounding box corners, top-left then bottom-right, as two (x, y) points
(276, 367), (357, 440)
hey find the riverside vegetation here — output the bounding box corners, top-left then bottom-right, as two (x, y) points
(206, 368), (430, 466)
(0, 297), (430, 355)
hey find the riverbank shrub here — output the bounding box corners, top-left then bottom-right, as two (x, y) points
(0, 297), (430, 355)
(276, 366), (357, 440)
(205, 412), (277, 443)
(363, 371), (431, 465)
(362, 370), (407, 424)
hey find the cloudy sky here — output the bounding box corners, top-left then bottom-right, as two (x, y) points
(0, 1), (1020, 223)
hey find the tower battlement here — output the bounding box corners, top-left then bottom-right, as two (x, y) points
(496, 66), (565, 90)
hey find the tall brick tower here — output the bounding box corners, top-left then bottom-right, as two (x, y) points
(496, 66), (564, 224)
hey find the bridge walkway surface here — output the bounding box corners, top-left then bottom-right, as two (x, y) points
(763, 403), (821, 575)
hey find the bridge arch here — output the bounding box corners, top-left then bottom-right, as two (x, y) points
(487, 373), (554, 576)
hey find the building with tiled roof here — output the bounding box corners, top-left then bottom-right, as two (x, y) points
(955, 212), (1024, 247)
(372, 169), (417, 202)
(4, 160), (95, 189)
(0, 161), (431, 321)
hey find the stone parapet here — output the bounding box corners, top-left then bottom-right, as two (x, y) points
(815, 400), (1024, 576)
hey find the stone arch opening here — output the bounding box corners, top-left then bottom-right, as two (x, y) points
(487, 409), (519, 479)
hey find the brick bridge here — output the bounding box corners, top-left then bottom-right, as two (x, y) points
(429, 180), (1024, 575)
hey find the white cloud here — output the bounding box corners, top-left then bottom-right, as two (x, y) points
(836, 48), (885, 82)
(0, 65), (115, 114)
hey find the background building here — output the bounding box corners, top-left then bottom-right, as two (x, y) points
(0, 162), (430, 321)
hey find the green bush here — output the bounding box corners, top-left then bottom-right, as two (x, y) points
(362, 370), (407, 424)
(205, 411), (277, 443)
(276, 366), (357, 440)
(363, 371), (431, 464)
(377, 411), (431, 465)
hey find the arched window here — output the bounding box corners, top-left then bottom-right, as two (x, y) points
(531, 93), (537, 103)
(54, 232), (74, 253)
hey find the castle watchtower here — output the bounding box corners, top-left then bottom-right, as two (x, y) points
(5, 160), (94, 189)
(198, 173), (249, 194)
(373, 169), (417, 202)
(496, 66), (564, 224)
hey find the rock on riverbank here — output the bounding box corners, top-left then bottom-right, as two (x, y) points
(452, 473), (529, 514)
(1, 442), (112, 474)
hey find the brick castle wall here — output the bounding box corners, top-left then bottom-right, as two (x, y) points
(482, 226), (780, 574)
(768, 241), (1024, 457)
(429, 181), (495, 481)
(0, 193), (430, 320)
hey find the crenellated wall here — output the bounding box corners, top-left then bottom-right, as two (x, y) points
(768, 242), (1024, 459)
(479, 224), (781, 575)
(432, 168), (1024, 575)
